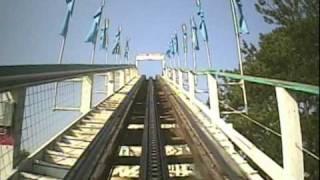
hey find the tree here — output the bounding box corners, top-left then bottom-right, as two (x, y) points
(222, 0), (319, 179)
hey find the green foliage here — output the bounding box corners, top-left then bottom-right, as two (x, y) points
(222, 0), (319, 179)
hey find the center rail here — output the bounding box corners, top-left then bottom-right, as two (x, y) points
(140, 79), (168, 180)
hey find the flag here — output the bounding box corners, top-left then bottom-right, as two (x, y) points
(165, 49), (171, 58)
(66, 0), (75, 15)
(197, 9), (209, 42)
(195, 0), (209, 42)
(170, 39), (175, 56)
(100, 18), (109, 49)
(181, 24), (188, 54)
(60, 0), (75, 37)
(124, 39), (129, 59)
(112, 27), (121, 55)
(173, 33), (179, 55)
(233, 0), (249, 34)
(85, 6), (103, 44)
(190, 17), (200, 50)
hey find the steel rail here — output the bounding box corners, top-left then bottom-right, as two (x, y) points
(0, 64), (135, 92)
(140, 79), (168, 180)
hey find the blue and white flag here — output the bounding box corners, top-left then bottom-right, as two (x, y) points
(173, 33), (179, 55)
(85, 6), (103, 44)
(195, 0), (209, 42)
(66, 0), (75, 15)
(124, 39), (129, 59)
(166, 49), (171, 58)
(170, 39), (175, 56)
(181, 24), (188, 54)
(100, 18), (109, 49)
(233, 0), (249, 34)
(112, 27), (121, 55)
(60, 0), (75, 37)
(190, 17), (200, 50)
(197, 9), (209, 42)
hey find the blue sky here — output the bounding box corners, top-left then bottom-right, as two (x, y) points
(0, 0), (274, 76)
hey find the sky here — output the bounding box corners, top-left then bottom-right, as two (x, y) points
(0, 0), (274, 76)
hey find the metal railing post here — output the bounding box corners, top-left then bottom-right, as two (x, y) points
(188, 71), (195, 99)
(80, 74), (93, 114)
(275, 87), (304, 180)
(207, 74), (220, 122)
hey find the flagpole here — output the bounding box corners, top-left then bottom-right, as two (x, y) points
(54, 13), (70, 108)
(91, 43), (96, 64)
(58, 37), (66, 64)
(105, 50), (108, 64)
(182, 24), (188, 68)
(116, 54), (118, 64)
(184, 52), (187, 68)
(204, 42), (212, 68)
(191, 44), (197, 71)
(54, 36), (66, 109)
(230, 0), (248, 112)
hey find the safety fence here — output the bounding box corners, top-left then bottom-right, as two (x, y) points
(0, 64), (138, 179)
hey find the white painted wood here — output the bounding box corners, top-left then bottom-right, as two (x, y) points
(80, 75), (93, 114)
(207, 74), (220, 122)
(124, 69), (129, 84)
(0, 88), (26, 179)
(178, 70), (183, 89)
(135, 53), (165, 61)
(172, 69), (176, 84)
(118, 70), (125, 88)
(128, 68), (132, 81)
(11, 88), (27, 167)
(0, 92), (14, 126)
(187, 72), (195, 99)
(107, 72), (115, 97)
(276, 87), (304, 180)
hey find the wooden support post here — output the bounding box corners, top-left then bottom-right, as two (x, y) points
(107, 71), (115, 97)
(207, 74), (220, 122)
(276, 87), (304, 180)
(11, 88), (26, 167)
(172, 70), (177, 85)
(128, 68), (132, 81)
(80, 74), (93, 114)
(125, 69), (129, 84)
(178, 70), (183, 89)
(118, 70), (125, 88)
(0, 89), (25, 180)
(188, 71), (195, 99)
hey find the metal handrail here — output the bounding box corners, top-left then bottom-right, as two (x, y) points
(169, 68), (319, 95)
(0, 64), (135, 92)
